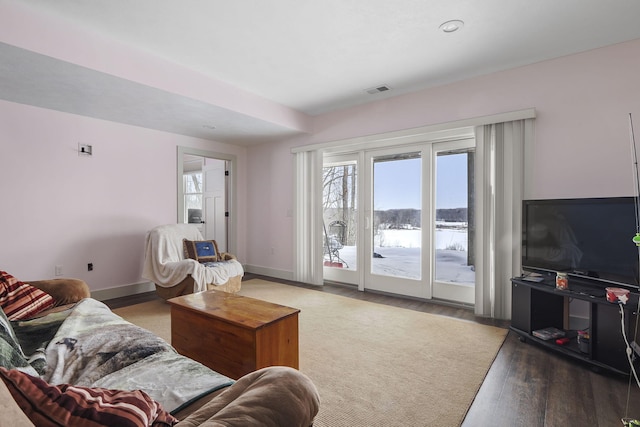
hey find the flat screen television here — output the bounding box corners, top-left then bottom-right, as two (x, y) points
(522, 197), (640, 289)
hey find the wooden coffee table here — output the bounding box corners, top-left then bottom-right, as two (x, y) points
(167, 290), (300, 379)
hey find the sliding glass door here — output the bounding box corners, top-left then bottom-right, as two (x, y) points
(322, 139), (475, 304)
(364, 147), (431, 298)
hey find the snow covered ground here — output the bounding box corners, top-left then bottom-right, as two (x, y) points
(327, 228), (475, 285)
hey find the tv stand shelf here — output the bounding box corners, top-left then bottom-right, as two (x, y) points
(511, 276), (639, 375)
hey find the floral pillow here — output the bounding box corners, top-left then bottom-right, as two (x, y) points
(0, 367), (178, 427)
(0, 271), (54, 321)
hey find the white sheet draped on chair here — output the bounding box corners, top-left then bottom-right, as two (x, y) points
(142, 224), (244, 293)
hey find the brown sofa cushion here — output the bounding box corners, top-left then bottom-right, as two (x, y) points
(28, 278), (90, 306)
(183, 239), (220, 263)
(0, 271), (54, 320)
(0, 367), (178, 427)
(177, 366), (319, 427)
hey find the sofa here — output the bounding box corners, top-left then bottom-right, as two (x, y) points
(0, 271), (319, 426)
(143, 224), (244, 300)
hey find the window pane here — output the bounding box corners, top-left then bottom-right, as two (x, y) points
(185, 173), (202, 194)
(322, 163), (357, 270)
(372, 153), (421, 280)
(185, 194), (202, 211)
(434, 152), (474, 285)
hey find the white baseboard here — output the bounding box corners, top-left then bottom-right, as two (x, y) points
(244, 264), (294, 282)
(91, 281), (155, 302)
(91, 267), (295, 302)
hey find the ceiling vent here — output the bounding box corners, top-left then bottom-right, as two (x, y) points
(366, 85), (391, 94)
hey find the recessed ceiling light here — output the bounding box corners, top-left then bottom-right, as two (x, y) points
(439, 20), (464, 33)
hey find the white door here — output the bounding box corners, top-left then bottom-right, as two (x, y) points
(363, 146), (431, 299)
(178, 147), (238, 256)
(202, 159), (227, 251)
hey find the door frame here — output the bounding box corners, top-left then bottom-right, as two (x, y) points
(322, 153), (364, 286)
(177, 146), (238, 255)
(431, 139), (476, 304)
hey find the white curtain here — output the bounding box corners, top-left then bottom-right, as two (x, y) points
(293, 150), (324, 285)
(474, 119), (534, 319)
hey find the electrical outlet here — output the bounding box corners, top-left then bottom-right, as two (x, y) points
(87, 263), (93, 271)
(55, 265), (63, 276)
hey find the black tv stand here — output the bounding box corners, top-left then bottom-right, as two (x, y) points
(511, 276), (639, 375)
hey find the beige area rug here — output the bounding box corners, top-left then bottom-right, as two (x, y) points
(114, 279), (507, 427)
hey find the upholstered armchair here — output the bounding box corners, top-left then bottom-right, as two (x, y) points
(142, 224), (243, 300)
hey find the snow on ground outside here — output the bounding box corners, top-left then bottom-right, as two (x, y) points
(327, 229), (475, 285)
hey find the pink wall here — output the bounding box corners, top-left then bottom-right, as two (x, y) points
(246, 140), (296, 275)
(2, 0), (639, 285)
(0, 101), (247, 291)
(245, 39), (640, 275)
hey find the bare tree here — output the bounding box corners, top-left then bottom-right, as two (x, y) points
(323, 164), (357, 246)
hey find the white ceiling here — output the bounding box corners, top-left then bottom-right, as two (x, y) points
(3, 0), (640, 145)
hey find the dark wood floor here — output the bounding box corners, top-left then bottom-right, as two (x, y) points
(105, 274), (640, 426)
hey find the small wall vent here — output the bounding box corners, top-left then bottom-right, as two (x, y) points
(365, 85), (391, 94)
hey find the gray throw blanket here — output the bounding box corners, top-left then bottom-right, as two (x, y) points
(17, 298), (233, 413)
